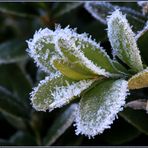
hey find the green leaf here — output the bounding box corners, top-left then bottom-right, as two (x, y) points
(0, 40), (28, 64)
(0, 3), (37, 18)
(101, 116), (140, 145)
(44, 104), (77, 145)
(137, 23), (148, 65)
(2, 112), (29, 131)
(27, 28), (59, 73)
(58, 29), (119, 76)
(31, 74), (95, 112)
(0, 87), (29, 119)
(85, 2), (147, 32)
(52, 2), (82, 18)
(75, 79), (128, 137)
(0, 64), (32, 109)
(10, 131), (37, 146)
(0, 139), (13, 146)
(53, 58), (99, 80)
(128, 68), (148, 89)
(112, 61), (129, 75)
(107, 10), (143, 72)
(120, 108), (148, 135)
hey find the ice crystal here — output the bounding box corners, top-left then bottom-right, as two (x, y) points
(107, 10), (143, 72)
(75, 79), (128, 138)
(30, 74), (95, 112)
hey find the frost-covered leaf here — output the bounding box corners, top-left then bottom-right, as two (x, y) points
(107, 10), (143, 72)
(128, 68), (148, 89)
(75, 79), (128, 138)
(31, 74), (95, 112)
(44, 104), (77, 145)
(53, 58), (99, 80)
(137, 1), (148, 15)
(56, 26), (120, 77)
(85, 2), (147, 32)
(0, 40), (27, 64)
(26, 28), (60, 73)
(84, 2), (115, 25)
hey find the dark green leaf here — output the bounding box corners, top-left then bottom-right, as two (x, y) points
(10, 131), (37, 146)
(0, 64), (32, 109)
(0, 40), (28, 64)
(0, 87), (29, 119)
(52, 2), (82, 18)
(137, 26), (148, 65)
(44, 104), (77, 145)
(101, 116), (140, 145)
(120, 108), (148, 135)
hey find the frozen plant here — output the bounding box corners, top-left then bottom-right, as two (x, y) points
(27, 10), (148, 138)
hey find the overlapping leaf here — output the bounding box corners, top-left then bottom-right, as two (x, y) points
(31, 74), (95, 112)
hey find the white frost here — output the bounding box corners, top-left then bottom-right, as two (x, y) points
(30, 73), (95, 112)
(49, 79), (95, 112)
(107, 10), (143, 72)
(27, 24), (114, 77)
(75, 79), (129, 138)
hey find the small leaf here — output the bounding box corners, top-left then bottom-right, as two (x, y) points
(120, 108), (148, 135)
(53, 58), (99, 80)
(0, 40), (27, 64)
(107, 10), (143, 72)
(75, 79), (128, 137)
(31, 74), (95, 112)
(0, 86), (29, 119)
(44, 104), (77, 145)
(128, 68), (148, 89)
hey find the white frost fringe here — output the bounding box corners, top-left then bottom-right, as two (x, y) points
(27, 25), (113, 77)
(74, 79), (129, 138)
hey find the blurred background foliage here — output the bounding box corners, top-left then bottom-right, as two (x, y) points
(0, 2), (148, 146)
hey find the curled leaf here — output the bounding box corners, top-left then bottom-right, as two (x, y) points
(128, 68), (148, 89)
(53, 58), (99, 80)
(30, 74), (95, 112)
(75, 79), (128, 138)
(107, 10), (143, 72)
